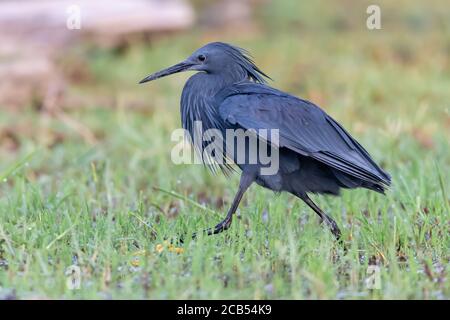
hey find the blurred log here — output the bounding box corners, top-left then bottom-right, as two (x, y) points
(0, 0), (194, 48)
(199, 0), (254, 29)
(0, 0), (195, 109)
(0, 56), (61, 110)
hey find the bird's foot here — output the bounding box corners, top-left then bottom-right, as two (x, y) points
(320, 217), (342, 242)
(328, 220), (342, 240)
(324, 220), (349, 252)
(164, 234), (185, 246)
(192, 217), (233, 239)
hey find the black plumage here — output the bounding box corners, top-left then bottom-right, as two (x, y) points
(140, 42), (391, 240)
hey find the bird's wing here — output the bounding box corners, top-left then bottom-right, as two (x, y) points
(216, 83), (391, 186)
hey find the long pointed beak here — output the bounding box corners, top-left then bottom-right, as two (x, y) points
(139, 60), (194, 84)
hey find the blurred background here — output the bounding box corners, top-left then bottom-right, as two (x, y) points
(0, 0), (448, 160)
(0, 0), (449, 299)
(1, 0), (449, 239)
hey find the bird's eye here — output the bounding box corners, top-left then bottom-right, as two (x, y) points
(198, 54), (206, 62)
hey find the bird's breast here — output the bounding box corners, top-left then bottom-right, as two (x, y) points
(180, 74), (228, 135)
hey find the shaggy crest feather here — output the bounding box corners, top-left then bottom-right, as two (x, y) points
(208, 42), (271, 83)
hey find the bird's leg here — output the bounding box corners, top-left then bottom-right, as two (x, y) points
(193, 173), (253, 239)
(301, 194), (342, 240)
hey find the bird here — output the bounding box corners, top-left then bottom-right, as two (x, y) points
(139, 42), (391, 241)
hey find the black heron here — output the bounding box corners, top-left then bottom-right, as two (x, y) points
(139, 42), (391, 240)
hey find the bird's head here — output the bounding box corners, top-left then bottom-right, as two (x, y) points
(139, 42), (270, 84)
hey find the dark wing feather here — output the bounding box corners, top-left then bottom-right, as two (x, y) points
(216, 83), (391, 187)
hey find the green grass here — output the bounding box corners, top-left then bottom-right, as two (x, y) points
(0, 1), (449, 299)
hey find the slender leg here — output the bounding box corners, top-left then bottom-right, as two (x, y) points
(192, 172), (254, 239)
(300, 194), (342, 240)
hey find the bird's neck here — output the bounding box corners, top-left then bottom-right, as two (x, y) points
(181, 72), (239, 115)
(186, 72), (240, 97)
(181, 72), (238, 134)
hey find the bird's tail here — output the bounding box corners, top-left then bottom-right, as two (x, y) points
(332, 169), (389, 194)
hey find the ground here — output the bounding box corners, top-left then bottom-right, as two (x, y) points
(0, 1), (449, 299)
